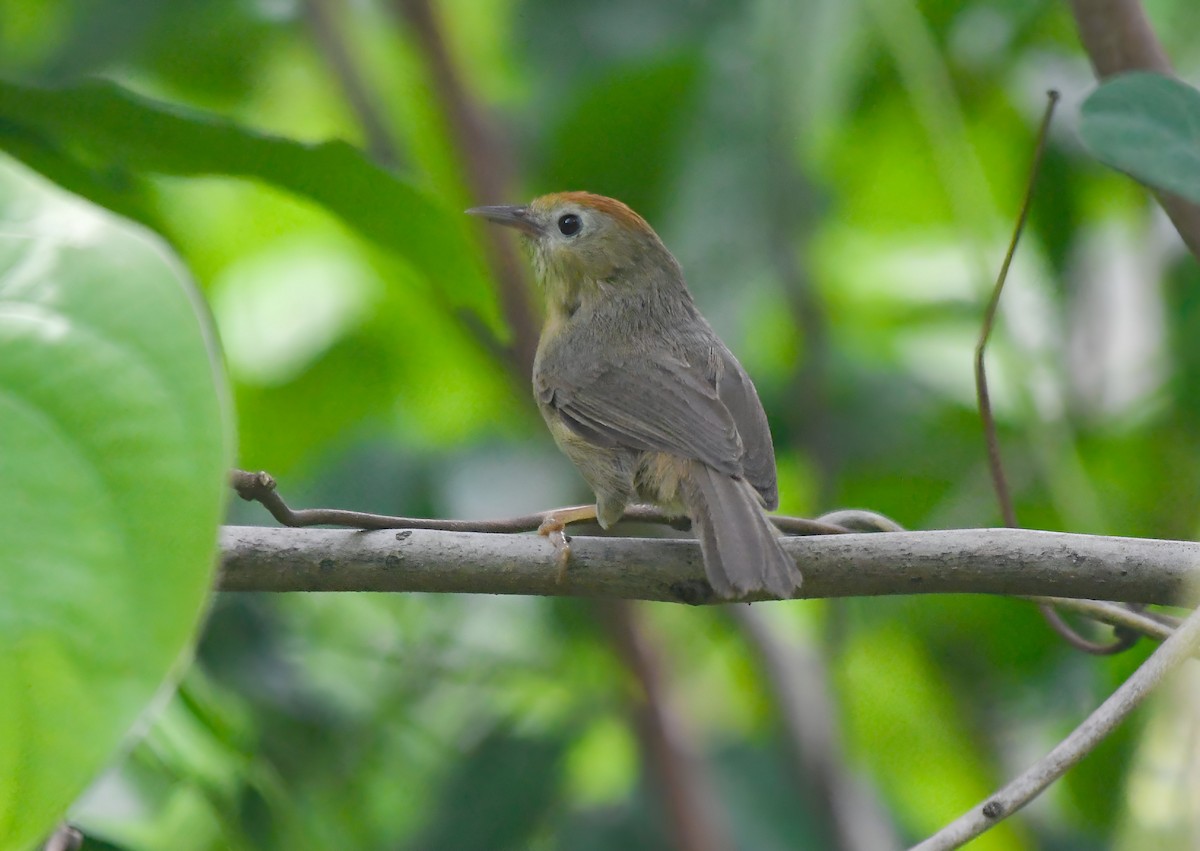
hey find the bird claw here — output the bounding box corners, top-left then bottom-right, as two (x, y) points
(537, 505), (598, 583)
(538, 517), (574, 583)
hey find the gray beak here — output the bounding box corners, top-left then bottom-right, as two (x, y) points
(465, 204), (542, 235)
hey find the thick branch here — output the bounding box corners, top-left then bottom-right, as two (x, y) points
(218, 526), (1200, 605)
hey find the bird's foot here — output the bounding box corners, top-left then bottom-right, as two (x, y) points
(537, 504), (599, 582)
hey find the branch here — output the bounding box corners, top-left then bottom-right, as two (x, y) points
(911, 598), (1200, 850)
(229, 471), (1182, 646)
(1068, 0), (1200, 262)
(218, 525), (1200, 606)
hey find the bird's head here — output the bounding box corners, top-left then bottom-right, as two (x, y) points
(467, 192), (680, 305)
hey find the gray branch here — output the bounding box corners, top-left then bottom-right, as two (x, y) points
(218, 526), (1200, 605)
(912, 596), (1200, 850)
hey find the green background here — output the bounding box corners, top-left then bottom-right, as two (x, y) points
(3, 0), (1200, 848)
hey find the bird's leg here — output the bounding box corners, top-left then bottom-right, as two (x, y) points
(537, 504), (599, 581)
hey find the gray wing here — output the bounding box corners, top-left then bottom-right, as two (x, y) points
(713, 347), (778, 509)
(537, 354), (745, 479)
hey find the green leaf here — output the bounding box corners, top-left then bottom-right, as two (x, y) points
(1079, 71), (1200, 204)
(0, 77), (503, 335)
(0, 156), (232, 850)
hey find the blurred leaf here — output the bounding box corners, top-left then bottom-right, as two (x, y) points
(839, 625), (1025, 850)
(409, 728), (565, 851)
(75, 671), (266, 851)
(0, 157), (231, 849)
(55, 0), (279, 99)
(1079, 72), (1200, 204)
(232, 332), (397, 474)
(0, 77), (503, 334)
(20, 0), (185, 83)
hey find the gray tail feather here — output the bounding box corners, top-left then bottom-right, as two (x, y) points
(684, 464), (801, 599)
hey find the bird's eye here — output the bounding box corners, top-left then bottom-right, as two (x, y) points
(557, 213), (582, 236)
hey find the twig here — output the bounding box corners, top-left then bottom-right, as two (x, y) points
(218, 525), (1200, 605)
(1036, 602), (1141, 655)
(973, 91), (1137, 655)
(911, 600), (1200, 850)
(1068, 0), (1200, 262)
(974, 90), (1058, 529)
(599, 602), (735, 851)
(815, 509), (905, 533)
(229, 469), (849, 536)
(1028, 597), (1178, 644)
(301, 0), (401, 169)
(732, 608), (900, 851)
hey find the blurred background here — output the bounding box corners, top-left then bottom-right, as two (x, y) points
(4, 0), (1200, 848)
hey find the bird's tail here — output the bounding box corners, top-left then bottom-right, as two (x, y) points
(683, 464), (801, 599)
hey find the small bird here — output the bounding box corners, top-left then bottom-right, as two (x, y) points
(468, 192), (801, 599)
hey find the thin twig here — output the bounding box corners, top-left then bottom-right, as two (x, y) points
(1037, 603), (1141, 655)
(815, 509), (905, 533)
(229, 469), (851, 536)
(972, 91), (1136, 655)
(1028, 597), (1182, 645)
(974, 89), (1058, 529)
(1046, 600), (1154, 632)
(911, 601), (1200, 850)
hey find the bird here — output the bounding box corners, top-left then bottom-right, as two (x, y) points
(467, 192), (801, 600)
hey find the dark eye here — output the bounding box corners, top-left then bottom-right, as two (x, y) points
(557, 213), (582, 236)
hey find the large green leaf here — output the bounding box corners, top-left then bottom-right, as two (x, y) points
(1079, 71), (1200, 204)
(0, 156), (231, 849)
(0, 77), (502, 334)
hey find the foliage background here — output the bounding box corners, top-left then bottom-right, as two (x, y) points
(3, 0), (1200, 848)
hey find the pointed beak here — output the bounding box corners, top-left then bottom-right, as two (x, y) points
(465, 204), (542, 235)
